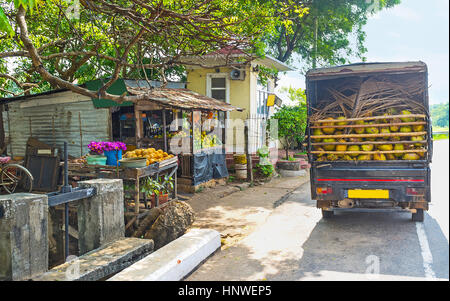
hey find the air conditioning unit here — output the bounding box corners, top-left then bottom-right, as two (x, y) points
(230, 68), (245, 80)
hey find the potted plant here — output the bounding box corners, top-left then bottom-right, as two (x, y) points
(103, 141), (127, 166)
(267, 87), (307, 176)
(157, 175), (174, 205)
(86, 141), (107, 165)
(140, 175), (173, 207)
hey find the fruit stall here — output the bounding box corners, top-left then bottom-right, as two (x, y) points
(128, 87), (242, 192)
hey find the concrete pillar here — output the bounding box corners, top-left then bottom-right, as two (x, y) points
(0, 193), (48, 281)
(77, 179), (124, 255)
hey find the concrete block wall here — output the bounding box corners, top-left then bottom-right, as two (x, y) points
(77, 178), (125, 255)
(0, 193), (48, 281)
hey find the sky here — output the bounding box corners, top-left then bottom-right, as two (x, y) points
(276, 0), (449, 106)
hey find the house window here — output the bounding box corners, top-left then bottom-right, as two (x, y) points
(257, 79), (270, 116)
(207, 74), (229, 103)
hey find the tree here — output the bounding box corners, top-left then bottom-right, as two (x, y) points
(269, 90), (307, 159)
(430, 102), (449, 128)
(263, 0), (401, 69)
(0, 0), (308, 100)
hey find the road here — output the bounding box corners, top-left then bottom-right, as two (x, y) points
(187, 140), (449, 281)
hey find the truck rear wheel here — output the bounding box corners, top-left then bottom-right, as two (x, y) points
(322, 209), (334, 219)
(412, 209), (424, 222)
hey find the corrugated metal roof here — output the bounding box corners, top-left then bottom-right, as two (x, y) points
(126, 87), (243, 112)
(306, 61), (427, 79)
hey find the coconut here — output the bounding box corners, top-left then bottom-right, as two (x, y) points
(365, 123), (379, 134)
(361, 144), (374, 151)
(402, 153), (420, 160)
(373, 153), (387, 161)
(313, 128), (324, 142)
(394, 144), (404, 157)
(400, 110), (415, 122)
(380, 113), (390, 124)
(353, 120), (366, 134)
(314, 146), (326, 157)
(322, 138), (336, 151)
(411, 135), (425, 147)
(335, 139), (347, 152)
(349, 137), (363, 142)
(327, 153), (339, 161)
(413, 124), (424, 132)
(400, 126), (412, 133)
(387, 108), (398, 115)
(378, 144), (393, 151)
(380, 127), (391, 134)
(347, 145), (360, 157)
(357, 154), (372, 161)
(336, 116), (347, 130)
(322, 117), (336, 135)
(386, 154), (396, 160)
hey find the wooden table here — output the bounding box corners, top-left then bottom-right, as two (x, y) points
(66, 156), (178, 214)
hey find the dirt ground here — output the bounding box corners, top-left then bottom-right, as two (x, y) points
(185, 172), (310, 249)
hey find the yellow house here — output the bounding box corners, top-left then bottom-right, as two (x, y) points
(182, 49), (292, 154)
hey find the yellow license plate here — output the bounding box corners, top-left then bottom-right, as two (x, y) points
(348, 189), (389, 199)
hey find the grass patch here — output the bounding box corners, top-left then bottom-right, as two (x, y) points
(433, 133), (449, 140)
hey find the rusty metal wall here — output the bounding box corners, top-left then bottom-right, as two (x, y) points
(3, 92), (110, 158)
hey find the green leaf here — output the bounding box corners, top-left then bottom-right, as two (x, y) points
(0, 6), (13, 36)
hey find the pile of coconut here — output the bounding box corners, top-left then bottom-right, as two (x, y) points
(310, 108), (427, 161)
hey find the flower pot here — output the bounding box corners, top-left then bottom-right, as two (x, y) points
(86, 155), (107, 165)
(150, 193), (169, 207)
(104, 150), (122, 166)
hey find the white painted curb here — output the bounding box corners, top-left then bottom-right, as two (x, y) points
(108, 229), (221, 281)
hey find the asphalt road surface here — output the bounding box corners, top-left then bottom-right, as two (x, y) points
(187, 140), (449, 281)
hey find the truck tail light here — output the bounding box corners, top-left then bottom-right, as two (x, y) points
(406, 187), (425, 196)
(317, 187), (333, 194)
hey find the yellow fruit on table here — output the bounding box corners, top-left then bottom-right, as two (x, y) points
(400, 126), (412, 133)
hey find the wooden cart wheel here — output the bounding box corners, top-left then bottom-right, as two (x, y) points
(0, 164), (34, 194)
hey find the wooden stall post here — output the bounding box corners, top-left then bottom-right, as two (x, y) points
(162, 109), (167, 152)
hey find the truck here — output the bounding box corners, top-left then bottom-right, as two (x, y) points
(306, 62), (432, 222)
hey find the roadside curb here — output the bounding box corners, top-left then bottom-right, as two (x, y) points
(108, 229), (220, 281)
